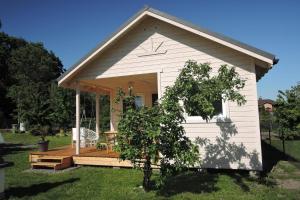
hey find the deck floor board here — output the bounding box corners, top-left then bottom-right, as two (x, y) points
(30, 145), (120, 158)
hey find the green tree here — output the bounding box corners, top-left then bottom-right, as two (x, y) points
(99, 95), (110, 132)
(274, 83), (300, 139)
(48, 83), (75, 131)
(0, 31), (27, 127)
(259, 106), (272, 132)
(0, 26), (76, 132)
(115, 87), (161, 190)
(159, 61), (246, 181)
(7, 42), (64, 130)
(115, 60), (246, 190)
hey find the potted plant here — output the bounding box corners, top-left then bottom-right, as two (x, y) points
(36, 126), (50, 152)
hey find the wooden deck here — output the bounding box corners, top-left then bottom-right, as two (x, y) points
(30, 145), (119, 157)
(30, 146), (133, 168)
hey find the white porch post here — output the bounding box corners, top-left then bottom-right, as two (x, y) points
(95, 93), (100, 137)
(76, 86), (80, 155)
(110, 90), (114, 132)
(157, 71), (162, 101)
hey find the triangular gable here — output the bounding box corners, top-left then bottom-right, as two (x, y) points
(58, 6), (278, 86)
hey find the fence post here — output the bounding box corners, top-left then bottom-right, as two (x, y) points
(281, 128), (286, 156)
(268, 127), (271, 145)
(269, 112), (272, 145)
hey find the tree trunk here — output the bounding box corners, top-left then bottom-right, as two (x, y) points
(143, 155), (152, 191)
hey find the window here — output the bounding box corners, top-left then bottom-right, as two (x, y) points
(186, 98), (227, 123)
(122, 94), (144, 112)
(152, 94), (158, 106)
(134, 95), (144, 108)
(212, 99), (223, 116)
(189, 99), (223, 117)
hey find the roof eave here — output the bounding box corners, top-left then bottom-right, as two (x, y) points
(57, 6), (151, 85)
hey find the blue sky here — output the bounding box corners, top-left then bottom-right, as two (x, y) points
(1, 0), (299, 99)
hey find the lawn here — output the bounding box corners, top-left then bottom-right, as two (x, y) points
(1, 132), (300, 200)
(270, 139), (300, 161)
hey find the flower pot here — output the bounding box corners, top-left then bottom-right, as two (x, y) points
(38, 140), (49, 152)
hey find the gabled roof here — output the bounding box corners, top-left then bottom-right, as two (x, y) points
(58, 6), (279, 85)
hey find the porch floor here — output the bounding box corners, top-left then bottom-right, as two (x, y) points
(30, 145), (119, 158)
(30, 146), (133, 168)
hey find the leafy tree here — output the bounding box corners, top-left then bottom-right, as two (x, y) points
(0, 26), (76, 132)
(115, 87), (161, 190)
(259, 106), (273, 132)
(159, 61), (246, 181)
(7, 42), (64, 130)
(115, 60), (246, 190)
(8, 82), (50, 130)
(274, 83), (300, 139)
(172, 61), (246, 120)
(99, 95), (111, 132)
(75, 93), (110, 132)
(0, 31), (27, 127)
(48, 82), (75, 131)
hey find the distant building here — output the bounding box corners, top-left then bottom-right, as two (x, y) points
(258, 98), (275, 112)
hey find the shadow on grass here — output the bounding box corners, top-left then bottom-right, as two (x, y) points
(228, 172), (250, 192)
(158, 171), (219, 197)
(155, 139), (288, 197)
(0, 143), (36, 156)
(261, 140), (299, 174)
(158, 169), (277, 197)
(206, 168), (276, 192)
(5, 178), (80, 198)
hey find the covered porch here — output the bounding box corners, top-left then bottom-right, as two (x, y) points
(30, 72), (160, 169)
(70, 72), (159, 156)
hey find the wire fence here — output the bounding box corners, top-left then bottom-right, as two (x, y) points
(260, 115), (300, 161)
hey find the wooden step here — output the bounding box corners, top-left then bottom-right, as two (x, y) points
(37, 156), (70, 160)
(31, 162), (61, 167)
(31, 162), (62, 170)
(30, 155), (73, 170)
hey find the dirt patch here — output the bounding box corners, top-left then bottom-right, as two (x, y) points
(277, 179), (300, 190)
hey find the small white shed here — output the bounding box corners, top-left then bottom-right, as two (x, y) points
(57, 6), (278, 171)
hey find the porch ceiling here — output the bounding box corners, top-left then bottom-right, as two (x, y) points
(81, 73), (158, 92)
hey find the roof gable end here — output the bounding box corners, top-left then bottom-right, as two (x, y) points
(58, 6), (278, 85)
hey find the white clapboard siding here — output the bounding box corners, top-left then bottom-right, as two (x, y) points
(77, 16), (262, 170)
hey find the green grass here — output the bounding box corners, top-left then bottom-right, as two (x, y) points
(270, 140), (300, 161)
(270, 161), (300, 180)
(3, 132), (71, 149)
(2, 132), (300, 200)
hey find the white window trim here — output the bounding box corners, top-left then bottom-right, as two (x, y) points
(184, 99), (229, 123)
